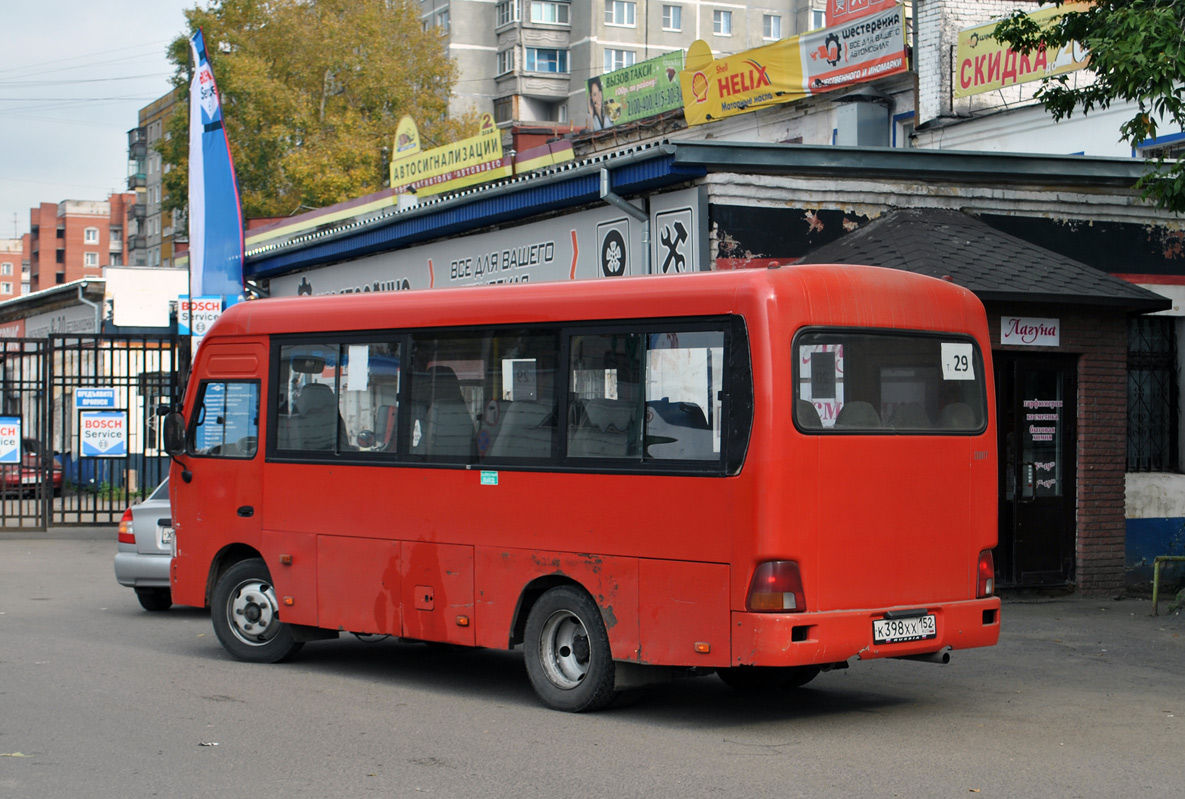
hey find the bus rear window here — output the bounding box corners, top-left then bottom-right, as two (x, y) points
(795, 330), (987, 433)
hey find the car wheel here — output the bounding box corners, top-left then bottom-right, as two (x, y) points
(523, 586), (618, 712)
(135, 587), (172, 612)
(717, 665), (821, 692)
(210, 558), (303, 663)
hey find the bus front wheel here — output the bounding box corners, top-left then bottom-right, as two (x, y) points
(211, 558), (304, 663)
(717, 665), (821, 692)
(523, 586), (618, 712)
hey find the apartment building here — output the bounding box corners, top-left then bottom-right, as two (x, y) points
(25, 196), (132, 293)
(0, 239), (21, 301)
(421, 0), (825, 127)
(127, 89), (183, 269)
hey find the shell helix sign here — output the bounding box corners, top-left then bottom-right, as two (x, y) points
(80, 411), (128, 458)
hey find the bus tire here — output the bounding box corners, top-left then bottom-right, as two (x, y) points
(211, 557), (304, 663)
(717, 665), (821, 692)
(523, 586), (618, 712)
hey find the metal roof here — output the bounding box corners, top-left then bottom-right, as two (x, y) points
(796, 207), (1171, 313)
(244, 140), (1155, 284)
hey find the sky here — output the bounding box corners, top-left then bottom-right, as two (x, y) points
(0, 1), (196, 239)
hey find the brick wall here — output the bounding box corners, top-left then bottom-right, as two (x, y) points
(916, 0), (1044, 125)
(989, 307), (1128, 595)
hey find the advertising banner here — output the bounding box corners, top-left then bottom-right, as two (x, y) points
(81, 411), (128, 458)
(680, 38), (806, 126)
(826, 0), (900, 27)
(389, 113), (512, 197)
(680, 4), (906, 126)
(590, 51), (684, 129)
(801, 4), (908, 93)
(187, 29), (245, 303)
(954, 3), (1090, 98)
(268, 187), (705, 297)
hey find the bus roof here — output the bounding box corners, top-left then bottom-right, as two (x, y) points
(210, 265), (986, 339)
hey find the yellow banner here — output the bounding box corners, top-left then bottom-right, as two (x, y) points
(389, 113), (512, 197)
(679, 39), (806, 127)
(955, 3), (1091, 98)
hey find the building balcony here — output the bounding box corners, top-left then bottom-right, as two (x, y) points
(127, 173), (147, 190)
(128, 235), (147, 251)
(128, 203), (146, 220)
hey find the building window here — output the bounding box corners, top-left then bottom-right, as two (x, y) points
(0, 262), (11, 276)
(497, 49), (515, 75)
(811, 9), (826, 30)
(436, 9), (450, 33)
(763, 14), (781, 40)
(525, 47), (569, 73)
(531, 1), (569, 24)
(604, 48), (636, 72)
(494, 96), (513, 123)
(713, 9), (732, 36)
(496, 0), (519, 27)
(1, 283), (11, 295)
(662, 4), (681, 31)
(605, 0), (636, 27)
(84, 252), (98, 267)
(1128, 317), (1179, 472)
(84, 227), (99, 244)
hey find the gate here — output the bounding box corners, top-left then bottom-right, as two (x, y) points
(0, 334), (181, 530)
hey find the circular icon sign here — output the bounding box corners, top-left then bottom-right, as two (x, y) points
(600, 229), (627, 277)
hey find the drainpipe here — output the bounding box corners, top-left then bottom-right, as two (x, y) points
(78, 282), (102, 334)
(600, 168), (650, 275)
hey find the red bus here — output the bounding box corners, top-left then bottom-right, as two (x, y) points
(163, 264), (1000, 711)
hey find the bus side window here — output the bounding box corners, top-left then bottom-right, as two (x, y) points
(643, 329), (724, 461)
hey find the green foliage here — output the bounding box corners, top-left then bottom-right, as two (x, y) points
(993, 0), (1185, 214)
(160, 0), (478, 219)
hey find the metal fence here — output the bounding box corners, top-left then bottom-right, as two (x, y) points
(0, 333), (180, 530)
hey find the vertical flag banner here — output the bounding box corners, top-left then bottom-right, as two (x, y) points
(188, 29), (244, 304)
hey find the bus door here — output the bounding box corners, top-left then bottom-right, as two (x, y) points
(995, 353), (1077, 586)
(187, 341), (266, 567)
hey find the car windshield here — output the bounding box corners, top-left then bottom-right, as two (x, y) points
(148, 478), (170, 501)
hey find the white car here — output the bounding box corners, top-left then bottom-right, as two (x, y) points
(114, 477), (173, 611)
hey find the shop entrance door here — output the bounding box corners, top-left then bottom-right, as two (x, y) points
(995, 353), (1077, 586)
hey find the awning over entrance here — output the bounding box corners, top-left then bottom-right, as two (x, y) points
(797, 207), (1171, 313)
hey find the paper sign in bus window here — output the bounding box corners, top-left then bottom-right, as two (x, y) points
(941, 342), (975, 381)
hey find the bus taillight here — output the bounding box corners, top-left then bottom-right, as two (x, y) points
(977, 550), (996, 598)
(747, 561), (806, 612)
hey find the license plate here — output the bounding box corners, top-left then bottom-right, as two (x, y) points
(873, 614), (937, 644)
(159, 526), (174, 546)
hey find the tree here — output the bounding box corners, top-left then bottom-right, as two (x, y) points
(993, 1), (1185, 214)
(159, 0), (477, 220)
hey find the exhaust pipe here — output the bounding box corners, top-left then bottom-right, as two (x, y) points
(894, 650), (951, 664)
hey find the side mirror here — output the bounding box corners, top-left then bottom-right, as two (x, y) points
(163, 412), (187, 457)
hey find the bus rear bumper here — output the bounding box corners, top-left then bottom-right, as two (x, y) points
(730, 597), (1001, 667)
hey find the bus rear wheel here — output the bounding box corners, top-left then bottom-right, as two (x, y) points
(717, 665), (821, 692)
(523, 586), (618, 712)
(211, 558), (303, 663)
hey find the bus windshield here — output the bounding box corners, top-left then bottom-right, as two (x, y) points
(795, 330), (987, 432)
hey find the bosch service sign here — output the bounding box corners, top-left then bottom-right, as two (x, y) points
(178, 296), (224, 340)
(80, 411), (128, 458)
(0, 417), (20, 465)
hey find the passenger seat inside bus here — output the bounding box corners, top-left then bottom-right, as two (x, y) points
(295, 382), (340, 450)
(412, 366), (476, 458)
(938, 402), (977, 429)
(797, 398), (823, 428)
(488, 399), (555, 459)
(569, 398), (637, 458)
(835, 400), (882, 428)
